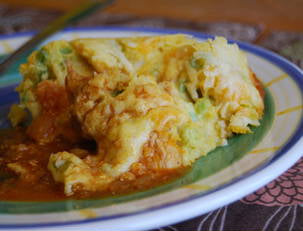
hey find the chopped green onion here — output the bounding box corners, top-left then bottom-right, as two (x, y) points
(36, 49), (49, 64)
(190, 57), (204, 69)
(60, 47), (72, 55)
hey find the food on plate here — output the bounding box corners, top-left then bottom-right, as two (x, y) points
(0, 34), (264, 200)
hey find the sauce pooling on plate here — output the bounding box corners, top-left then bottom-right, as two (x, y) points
(0, 128), (185, 200)
(1, 35), (264, 200)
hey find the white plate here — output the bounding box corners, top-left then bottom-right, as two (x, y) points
(0, 27), (302, 231)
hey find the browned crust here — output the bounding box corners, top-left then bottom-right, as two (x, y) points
(249, 69), (265, 98)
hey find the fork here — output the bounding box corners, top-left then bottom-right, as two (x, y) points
(0, 0), (114, 77)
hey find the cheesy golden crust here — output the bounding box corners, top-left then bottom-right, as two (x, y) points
(11, 35), (264, 195)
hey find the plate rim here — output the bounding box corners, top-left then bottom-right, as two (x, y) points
(0, 26), (302, 230)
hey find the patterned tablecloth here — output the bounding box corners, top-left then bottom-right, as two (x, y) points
(0, 4), (302, 231)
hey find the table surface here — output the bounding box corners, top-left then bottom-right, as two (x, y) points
(0, 0), (303, 32)
(0, 1), (301, 231)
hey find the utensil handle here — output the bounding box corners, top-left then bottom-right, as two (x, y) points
(0, 0), (114, 76)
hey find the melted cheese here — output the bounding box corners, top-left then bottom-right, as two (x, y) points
(14, 34), (264, 195)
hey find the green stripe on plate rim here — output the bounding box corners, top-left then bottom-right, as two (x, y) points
(0, 54), (23, 86)
(0, 87), (275, 214)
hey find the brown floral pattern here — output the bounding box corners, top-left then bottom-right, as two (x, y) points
(242, 158), (303, 206)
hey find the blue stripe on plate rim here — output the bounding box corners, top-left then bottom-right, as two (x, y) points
(0, 26), (302, 229)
